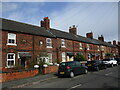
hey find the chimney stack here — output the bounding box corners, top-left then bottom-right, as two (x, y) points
(86, 32), (93, 39)
(41, 17), (50, 30)
(98, 35), (104, 42)
(69, 25), (77, 35)
(118, 41), (120, 45)
(113, 40), (116, 45)
(108, 41), (111, 44)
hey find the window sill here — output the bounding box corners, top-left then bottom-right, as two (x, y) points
(61, 46), (66, 48)
(46, 46), (52, 48)
(5, 66), (15, 68)
(7, 43), (17, 46)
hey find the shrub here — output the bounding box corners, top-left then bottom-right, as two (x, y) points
(74, 53), (86, 61)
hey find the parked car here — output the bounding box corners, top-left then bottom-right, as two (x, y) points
(114, 58), (120, 65)
(58, 61), (88, 78)
(85, 60), (107, 71)
(102, 58), (118, 67)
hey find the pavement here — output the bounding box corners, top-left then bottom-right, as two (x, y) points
(21, 66), (119, 89)
(1, 72), (58, 89)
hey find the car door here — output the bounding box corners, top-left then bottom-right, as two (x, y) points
(95, 60), (101, 69)
(99, 60), (104, 69)
(70, 62), (77, 74)
(75, 62), (84, 74)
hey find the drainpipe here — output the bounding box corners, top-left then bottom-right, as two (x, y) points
(72, 40), (75, 56)
(33, 35), (35, 63)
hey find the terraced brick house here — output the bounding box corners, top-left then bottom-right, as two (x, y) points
(0, 17), (119, 71)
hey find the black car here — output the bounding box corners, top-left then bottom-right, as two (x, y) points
(58, 61), (88, 78)
(115, 58), (120, 65)
(86, 60), (107, 71)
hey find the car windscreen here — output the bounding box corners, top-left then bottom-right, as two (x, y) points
(60, 62), (75, 66)
(60, 62), (66, 66)
(103, 59), (110, 61)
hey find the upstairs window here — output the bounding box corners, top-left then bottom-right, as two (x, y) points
(79, 43), (82, 49)
(7, 33), (17, 46)
(7, 53), (15, 68)
(46, 38), (52, 48)
(61, 39), (65, 47)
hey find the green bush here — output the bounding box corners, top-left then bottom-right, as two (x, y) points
(55, 59), (60, 64)
(74, 53), (86, 61)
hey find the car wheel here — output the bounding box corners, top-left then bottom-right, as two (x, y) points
(104, 65), (107, 69)
(70, 72), (74, 78)
(84, 69), (88, 74)
(96, 67), (99, 71)
(116, 63), (118, 66)
(111, 64), (113, 67)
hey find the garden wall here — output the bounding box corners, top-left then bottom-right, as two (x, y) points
(43, 65), (58, 74)
(0, 69), (38, 82)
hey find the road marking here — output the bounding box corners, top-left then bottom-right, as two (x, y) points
(105, 72), (112, 76)
(71, 84), (82, 88)
(67, 84), (82, 90)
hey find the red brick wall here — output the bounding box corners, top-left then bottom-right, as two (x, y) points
(2, 31), (57, 68)
(2, 31), (34, 50)
(65, 39), (73, 51)
(55, 38), (74, 62)
(0, 69), (38, 82)
(43, 65), (58, 74)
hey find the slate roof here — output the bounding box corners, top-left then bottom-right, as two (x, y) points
(49, 28), (93, 44)
(0, 18), (55, 38)
(49, 28), (79, 41)
(1, 18), (116, 48)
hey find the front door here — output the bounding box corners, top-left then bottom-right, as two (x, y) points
(21, 57), (26, 67)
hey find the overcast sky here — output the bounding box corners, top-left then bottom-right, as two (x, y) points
(1, 1), (119, 43)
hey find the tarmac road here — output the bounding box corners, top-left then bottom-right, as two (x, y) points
(22, 65), (120, 89)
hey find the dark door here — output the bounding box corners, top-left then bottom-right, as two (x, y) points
(21, 57), (26, 67)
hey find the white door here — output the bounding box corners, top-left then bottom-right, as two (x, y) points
(62, 52), (66, 62)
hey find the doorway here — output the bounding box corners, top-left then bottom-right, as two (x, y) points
(21, 57), (26, 67)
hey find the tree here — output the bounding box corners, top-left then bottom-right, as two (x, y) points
(74, 53), (86, 61)
(106, 53), (113, 58)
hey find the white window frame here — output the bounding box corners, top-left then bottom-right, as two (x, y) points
(97, 46), (100, 51)
(46, 38), (52, 48)
(48, 53), (53, 63)
(7, 53), (15, 68)
(79, 43), (83, 49)
(62, 52), (66, 62)
(7, 33), (17, 46)
(116, 49), (118, 53)
(102, 46), (104, 51)
(61, 39), (65, 48)
(87, 44), (90, 50)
